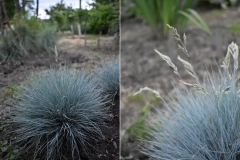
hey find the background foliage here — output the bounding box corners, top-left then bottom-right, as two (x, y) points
(127, 0), (239, 35)
(45, 0), (119, 35)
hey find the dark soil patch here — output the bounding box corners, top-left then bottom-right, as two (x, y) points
(121, 2), (240, 159)
(90, 97), (119, 160)
(0, 42), (119, 160)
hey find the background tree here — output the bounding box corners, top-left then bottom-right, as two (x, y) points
(14, 0), (20, 14)
(74, 9), (88, 35)
(22, 0), (26, 15)
(44, 0), (119, 35)
(1, 0), (10, 24)
(26, 0), (34, 13)
(96, 0), (117, 4)
(77, 0), (82, 38)
(0, 0), (10, 36)
(0, 1), (2, 35)
(66, 7), (75, 38)
(45, 1), (68, 32)
(88, 2), (119, 34)
(4, 0), (15, 20)
(22, 0), (34, 16)
(36, 0), (39, 18)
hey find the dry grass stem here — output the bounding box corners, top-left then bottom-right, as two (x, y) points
(154, 49), (180, 77)
(134, 87), (161, 99)
(178, 56), (196, 79)
(179, 80), (207, 95)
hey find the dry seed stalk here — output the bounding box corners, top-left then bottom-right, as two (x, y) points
(178, 56), (197, 80)
(154, 49), (180, 77)
(167, 24), (200, 84)
(180, 80), (207, 95)
(167, 24), (190, 61)
(134, 87), (162, 99)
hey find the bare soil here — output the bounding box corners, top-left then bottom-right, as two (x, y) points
(0, 35), (119, 160)
(121, 3), (240, 159)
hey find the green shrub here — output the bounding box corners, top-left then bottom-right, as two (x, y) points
(13, 68), (111, 159)
(201, 0), (237, 8)
(0, 141), (19, 160)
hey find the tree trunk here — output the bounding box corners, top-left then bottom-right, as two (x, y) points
(1, 0), (18, 37)
(1, 0), (9, 24)
(0, 2), (2, 36)
(36, 0), (39, 19)
(0, 0), (10, 36)
(84, 17), (88, 47)
(14, 0), (20, 14)
(70, 24), (74, 39)
(78, 0), (82, 38)
(22, 0), (26, 16)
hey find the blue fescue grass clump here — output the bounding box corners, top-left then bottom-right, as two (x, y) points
(0, 23), (56, 61)
(13, 68), (110, 160)
(137, 25), (240, 159)
(142, 72), (240, 159)
(95, 59), (119, 98)
(38, 26), (57, 53)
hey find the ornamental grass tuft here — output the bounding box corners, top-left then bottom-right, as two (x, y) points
(94, 59), (120, 98)
(137, 25), (240, 159)
(13, 68), (110, 160)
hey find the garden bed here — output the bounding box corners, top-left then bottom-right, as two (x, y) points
(0, 35), (119, 160)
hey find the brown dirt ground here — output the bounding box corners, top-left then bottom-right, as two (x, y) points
(0, 35), (119, 160)
(121, 3), (240, 160)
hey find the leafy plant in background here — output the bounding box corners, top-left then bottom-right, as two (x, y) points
(127, 105), (152, 139)
(13, 68), (110, 159)
(136, 25), (240, 159)
(202, 0), (237, 8)
(3, 84), (21, 98)
(134, 0), (212, 35)
(126, 92), (162, 139)
(0, 141), (19, 160)
(227, 22), (240, 35)
(94, 59), (119, 99)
